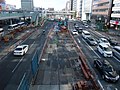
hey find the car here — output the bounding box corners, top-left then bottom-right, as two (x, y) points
(86, 37), (97, 45)
(14, 45), (29, 56)
(72, 30), (78, 35)
(76, 27), (83, 33)
(94, 59), (119, 82)
(97, 38), (110, 46)
(97, 43), (113, 57)
(82, 30), (91, 39)
(85, 25), (89, 28)
(107, 39), (118, 46)
(113, 46), (120, 60)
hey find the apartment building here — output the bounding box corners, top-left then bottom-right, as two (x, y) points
(91, 0), (111, 23)
(111, 0), (120, 25)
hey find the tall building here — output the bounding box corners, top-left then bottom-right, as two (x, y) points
(111, 0), (120, 24)
(21, 0), (34, 10)
(79, 0), (83, 18)
(70, 0), (73, 10)
(65, 0), (71, 11)
(91, 0), (111, 23)
(82, 0), (92, 20)
(73, 0), (77, 11)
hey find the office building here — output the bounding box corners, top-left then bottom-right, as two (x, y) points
(73, 0), (77, 11)
(21, 0), (34, 11)
(111, 0), (120, 25)
(65, 0), (71, 11)
(91, 0), (111, 23)
(82, 0), (92, 20)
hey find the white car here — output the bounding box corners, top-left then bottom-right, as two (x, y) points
(97, 43), (113, 57)
(97, 38), (110, 46)
(14, 45), (29, 56)
(82, 30), (91, 39)
(72, 30), (78, 35)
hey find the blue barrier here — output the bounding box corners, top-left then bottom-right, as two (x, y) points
(17, 73), (29, 90)
(17, 49), (40, 90)
(31, 50), (39, 76)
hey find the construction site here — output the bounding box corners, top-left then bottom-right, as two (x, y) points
(30, 25), (101, 90)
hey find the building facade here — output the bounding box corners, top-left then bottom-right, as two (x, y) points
(92, 0), (111, 23)
(82, 0), (92, 20)
(111, 0), (120, 25)
(65, 0), (71, 11)
(73, 0), (77, 11)
(21, 0), (34, 11)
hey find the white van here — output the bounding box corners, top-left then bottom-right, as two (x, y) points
(82, 30), (91, 39)
(97, 43), (113, 57)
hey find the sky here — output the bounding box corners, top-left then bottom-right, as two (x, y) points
(6, 0), (68, 10)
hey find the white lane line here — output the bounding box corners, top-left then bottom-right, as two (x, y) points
(30, 41), (35, 48)
(77, 38), (81, 43)
(82, 38), (101, 59)
(113, 56), (120, 63)
(17, 73), (26, 90)
(97, 80), (104, 90)
(12, 57), (24, 73)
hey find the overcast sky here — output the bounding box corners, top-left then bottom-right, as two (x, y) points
(6, 0), (68, 10)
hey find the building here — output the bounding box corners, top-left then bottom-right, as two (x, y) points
(91, 0), (111, 24)
(47, 8), (54, 11)
(82, 0), (92, 20)
(70, 0), (73, 10)
(0, 4), (16, 10)
(21, 0), (34, 11)
(65, 0), (71, 11)
(111, 0), (120, 26)
(72, 0), (77, 11)
(79, 0), (83, 18)
(0, 0), (5, 4)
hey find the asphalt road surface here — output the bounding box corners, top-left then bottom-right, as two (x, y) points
(0, 21), (54, 90)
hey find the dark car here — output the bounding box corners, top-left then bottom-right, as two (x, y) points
(113, 46), (120, 60)
(86, 37), (97, 45)
(94, 59), (119, 82)
(75, 27), (83, 33)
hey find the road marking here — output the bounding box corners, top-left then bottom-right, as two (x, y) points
(82, 38), (101, 59)
(77, 38), (81, 43)
(12, 57), (24, 73)
(94, 31), (104, 37)
(97, 80), (104, 90)
(17, 73), (26, 90)
(30, 41), (35, 48)
(113, 56), (120, 63)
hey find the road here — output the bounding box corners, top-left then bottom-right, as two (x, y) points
(0, 21), (54, 90)
(68, 20), (120, 90)
(0, 20), (119, 90)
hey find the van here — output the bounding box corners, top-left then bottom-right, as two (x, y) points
(82, 30), (91, 39)
(97, 43), (113, 57)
